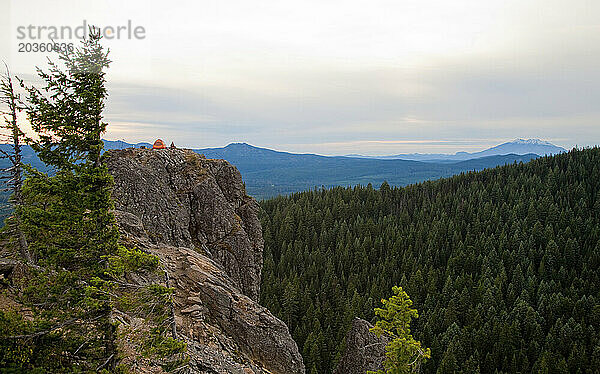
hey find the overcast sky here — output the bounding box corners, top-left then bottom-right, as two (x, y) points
(2, 0), (599, 155)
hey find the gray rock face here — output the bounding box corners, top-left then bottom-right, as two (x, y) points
(333, 318), (389, 374)
(158, 244), (304, 374)
(106, 148), (263, 302)
(107, 148), (304, 374)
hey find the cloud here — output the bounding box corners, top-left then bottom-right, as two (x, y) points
(4, 0), (600, 154)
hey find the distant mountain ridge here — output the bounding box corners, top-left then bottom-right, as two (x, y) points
(0, 140), (543, 200)
(102, 139), (153, 149)
(345, 138), (566, 162)
(194, 142), (539, 198)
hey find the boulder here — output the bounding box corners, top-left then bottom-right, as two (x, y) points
(333, 318), (389, 374)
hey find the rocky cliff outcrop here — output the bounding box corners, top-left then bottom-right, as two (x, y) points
(106, 148), (304, 374)
(333, 318), (388, 374)
(106, 148), (263, 302)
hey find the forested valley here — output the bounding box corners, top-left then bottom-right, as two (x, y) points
(260, 147), (600, 373)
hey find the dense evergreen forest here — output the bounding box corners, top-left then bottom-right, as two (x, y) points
(259, 147), (600, 373)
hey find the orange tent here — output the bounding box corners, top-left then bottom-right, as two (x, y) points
(153, 139), (167, 149)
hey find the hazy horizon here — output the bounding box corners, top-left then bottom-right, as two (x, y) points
(100, 136), (572, 157)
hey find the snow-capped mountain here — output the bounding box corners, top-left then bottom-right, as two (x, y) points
(511, 138), (555, 146)
(346, 139), (566, 162)
(468, 139), (566, 159)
